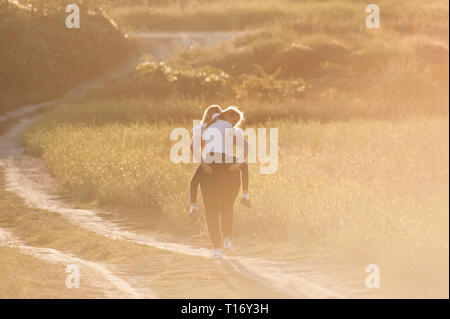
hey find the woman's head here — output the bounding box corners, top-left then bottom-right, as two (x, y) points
(222, 106), (244, 127)
(205, 105), (244, 129)
(202, 105), (222, 124)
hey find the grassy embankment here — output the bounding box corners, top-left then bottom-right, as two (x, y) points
(0, 0), (270, 299)
(0, 172), (269, 298)
(0, 0), (134, 115)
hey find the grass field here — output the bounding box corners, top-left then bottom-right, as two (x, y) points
(24, 107), (449, 296)
(107, 0), (449, 33)
(0, 246), (91, 298)
(0, 0), (134, 115)
(5, 0), (449, 297)
(83, 0), (449, 119)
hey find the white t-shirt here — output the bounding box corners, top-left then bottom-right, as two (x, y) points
(201, 120), (245, 162)
(192, 123), (206, 137)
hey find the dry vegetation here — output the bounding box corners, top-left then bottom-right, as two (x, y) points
(0, 246), (93, 298)
(0, 173), (269, 298)
(3, 0), (449, 297)
(0, 0), (134, 115)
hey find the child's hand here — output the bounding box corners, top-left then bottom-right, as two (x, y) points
(201, 163), (213, 175)
(189, 206), (199, 217)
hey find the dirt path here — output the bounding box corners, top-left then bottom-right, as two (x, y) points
(0, 110), (345, 299)
(0, 227), (152, 298)
(0, 32), (352, 299)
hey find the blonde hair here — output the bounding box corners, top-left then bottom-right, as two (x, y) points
(205, 106), (244, 129)
(202, 105), (222, 124)
(225, 105), (244, 127)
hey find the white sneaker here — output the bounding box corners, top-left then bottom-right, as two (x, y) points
(224, 238), (233, 256)
(212, 248), (223, 259)
(189, 206), (198, 217)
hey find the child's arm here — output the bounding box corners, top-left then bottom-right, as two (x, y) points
(190, 165), (202, 205)
(239, 161), (251, 207)
(191, 126), (213, 175)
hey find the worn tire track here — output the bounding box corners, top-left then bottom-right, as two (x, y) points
(0, 227), (151, 298)
(0, 111), (344, 298)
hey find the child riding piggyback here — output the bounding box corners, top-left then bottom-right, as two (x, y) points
(189, 105), (251, 217)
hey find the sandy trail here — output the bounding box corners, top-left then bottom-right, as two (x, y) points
(0, 227), (151, 298)
(0, 32), (351, 299)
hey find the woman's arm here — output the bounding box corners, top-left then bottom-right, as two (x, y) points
(190, 134), (202, 162)
(242, 138), (249, 161)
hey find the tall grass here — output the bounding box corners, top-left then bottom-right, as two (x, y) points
(18, 0), (450, 297)
(109, 0), (449, 34)
(169, 18), (449, 115)
(110, 0), (299, 31)
(24, 114), (449, 262)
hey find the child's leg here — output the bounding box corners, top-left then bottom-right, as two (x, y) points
(190, 165), (203, 205)
(240, 162), (249, 195)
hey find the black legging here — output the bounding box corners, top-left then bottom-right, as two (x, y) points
(199, 156), (241, 249)
(190, 161), (248, 203)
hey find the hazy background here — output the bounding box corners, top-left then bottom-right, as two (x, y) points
(1, 0), (448, 298)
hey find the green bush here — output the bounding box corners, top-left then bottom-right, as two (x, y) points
(90, 59), (310, 103)
(133, 61), (232, 98)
